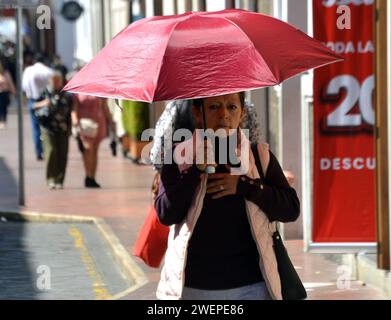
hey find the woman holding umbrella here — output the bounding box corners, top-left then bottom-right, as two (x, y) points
(63, 8), (341, 300)
(154, 91), (300, 300)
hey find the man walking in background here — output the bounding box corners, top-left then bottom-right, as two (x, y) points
(22, 53), (53, 160)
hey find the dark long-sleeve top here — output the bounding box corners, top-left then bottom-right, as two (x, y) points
(155, 151), (300, 226)
(154, 150), (300, 290)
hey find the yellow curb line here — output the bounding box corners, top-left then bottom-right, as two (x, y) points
(0, 209), (149, 300)
(93, 217), (149, 300)
(69, 226), (113, 300)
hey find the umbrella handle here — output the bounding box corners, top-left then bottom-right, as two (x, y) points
(201, 103), (216, 174)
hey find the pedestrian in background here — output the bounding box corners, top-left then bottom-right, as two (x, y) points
(51, 54), (68, 85)
(72, 94), (115, 188)
(33, 71), (74, 190)
(0, 59), (16, 129)
(22, 53), (53, 160)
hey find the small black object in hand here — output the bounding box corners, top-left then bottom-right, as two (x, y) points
(77, 136), (85, 154)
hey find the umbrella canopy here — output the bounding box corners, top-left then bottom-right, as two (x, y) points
(64, 9), (342, 102)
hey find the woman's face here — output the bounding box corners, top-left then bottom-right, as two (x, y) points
(192, 93), (245, 134)
(49, 74), (64, 91)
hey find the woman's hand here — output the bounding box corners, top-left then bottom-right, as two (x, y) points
(206, 172), (240, 199)
(283, 170), (295, 187)
(71, 96), (80, 128)
(71, 125), (80, 138)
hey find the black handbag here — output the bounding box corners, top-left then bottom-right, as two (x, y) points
(251, 143), (307, 300)
(34, 104), (53, 128)
(34, 92), (55, 128)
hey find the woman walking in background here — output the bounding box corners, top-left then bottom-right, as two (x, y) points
(33, 71), (74, 189)
(0, 60), (16, 129)
(72, 94), (115, 188)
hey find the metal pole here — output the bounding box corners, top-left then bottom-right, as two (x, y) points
(140, 0), (146, 17)
(225, 0), (235, 9)
(16, 5), (25, 206)
(100, 0), (106, 47)
(202, 0), (206, 11)
(184, 0), (192, 12)
(129, 0), (133, 23)
(154, 0), (163, 15)
(375, 0), (390, 270)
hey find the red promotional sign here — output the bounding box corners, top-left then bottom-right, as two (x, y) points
(313, 0), (375, 242)
(0, 9), (16, 17)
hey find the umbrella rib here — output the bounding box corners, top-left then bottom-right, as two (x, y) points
(218, 16), (279, 85)
(151, 15), (196, 102)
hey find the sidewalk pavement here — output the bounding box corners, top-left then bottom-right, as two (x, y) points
(0, 111), (388, 300)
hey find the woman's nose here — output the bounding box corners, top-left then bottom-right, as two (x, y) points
(217, 106), (230, 118)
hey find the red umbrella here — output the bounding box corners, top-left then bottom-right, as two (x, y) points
(64, 9), (342, 102)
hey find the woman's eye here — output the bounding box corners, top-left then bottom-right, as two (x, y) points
(229, 105), (238, 110)
(208, 104), (219, 110)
